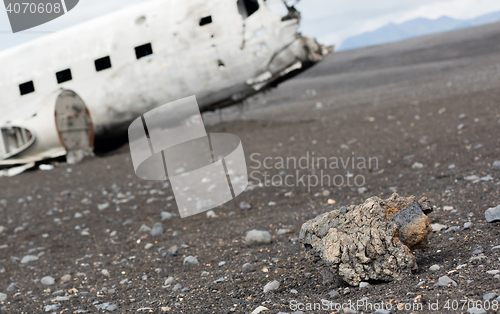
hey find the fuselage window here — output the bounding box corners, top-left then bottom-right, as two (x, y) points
(135, 43), (153, 59)
(199, 16), (213, 26)
(237, 0), (259, 19)
(19, 81), (35, 96)
(95, 56), (112, 72)
(56, 69), (72, 84)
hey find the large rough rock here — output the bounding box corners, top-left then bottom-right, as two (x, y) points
(299, 193), (432, 286)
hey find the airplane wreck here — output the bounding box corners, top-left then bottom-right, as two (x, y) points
(0, 0), (332, 169)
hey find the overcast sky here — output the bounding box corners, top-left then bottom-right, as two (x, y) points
(1, 0), (500, 51)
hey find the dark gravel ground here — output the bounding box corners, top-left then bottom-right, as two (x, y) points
(1, 21), (500, 314)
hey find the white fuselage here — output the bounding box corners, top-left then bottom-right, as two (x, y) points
(0, 0), (303, 136)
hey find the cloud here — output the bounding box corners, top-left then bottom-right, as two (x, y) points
(295, 0), (500, 45)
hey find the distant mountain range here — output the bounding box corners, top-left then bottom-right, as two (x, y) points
(340, 10), (500, 51)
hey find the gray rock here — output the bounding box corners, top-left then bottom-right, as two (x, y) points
(101, 269), (110, 277)
(214, 277), (225, 283)
(359, 282), (370, 288)
(164, 277), (174, 285)
(240, 201), (252, 211)
(328, 290), (339, 298)
(431, 223), (447, 232)
(463, 222), (473, 229)
(483, 293), (497, 300)
(374, 310), (391, 314)
(412, 162), (423, 170)
(161, 211), (175, 220)
(183, 255), (199, 267)
(61, 274), (71, 282)
(245, 230), (271, 245)
(445, 226), (460, 233)
(218, 261), (226, 266)
(466, 175), (480, 182)
(21, 255), (39, 264)
(150, 222), (164, 236)
(300, 194), (431, 286)
(277, 229), (292, 235)
(96, 303), (118, 311)
(492, 161), (500, 171)
(473, 247), (483, 254)
(357, 187), (368, 194)
(206, 210), (217, 218)
(74, 212), (82, 218)
(97, 202), (109, 211)
(290, 289), (298, 294)
(138, 224), (151, 233)
(6, 283), (19, 292)
(263, 280), (280, 293)
(251, 306), (269, 314)
(339, 206), (347, 214)
(467, 308), (487, 314)
(429, 265), (440, 271)
(200, 271), (209, 277)
(41, 276), (55, 285)
(485, 205), (500, 223)
(433, 275), (457, 287)
(54, 296), (70, 302)
(242, 263), (255, 273)
(44, 304), (61, 312)
(166, 245), (178, 257)
(172, 283), (182, 291)
(0, 293), (6, 302)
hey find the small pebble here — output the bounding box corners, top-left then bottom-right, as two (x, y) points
(20, 255), (39, 264)
(433, 275), (457, 287)
(245, 230), (271, 245)
(239, 201), (252, 211)
(41, 276), (55, 285)
(359, 282), (370, 288)
(61, 274), (71, 282)
(328, 290), (339, 298)
(206, 210), (217, 218)
(161, 212), (175, 220)
(429, 265), (440, 271)
(263, 280), (279, 293)
(183, 256), (199, 267)
(242, 263), (255, 273)
(150, 222), (164, 236)
(164, 277), (174, 285)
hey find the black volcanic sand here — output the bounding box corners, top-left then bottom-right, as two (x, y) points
(1, 22), (500, 314)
